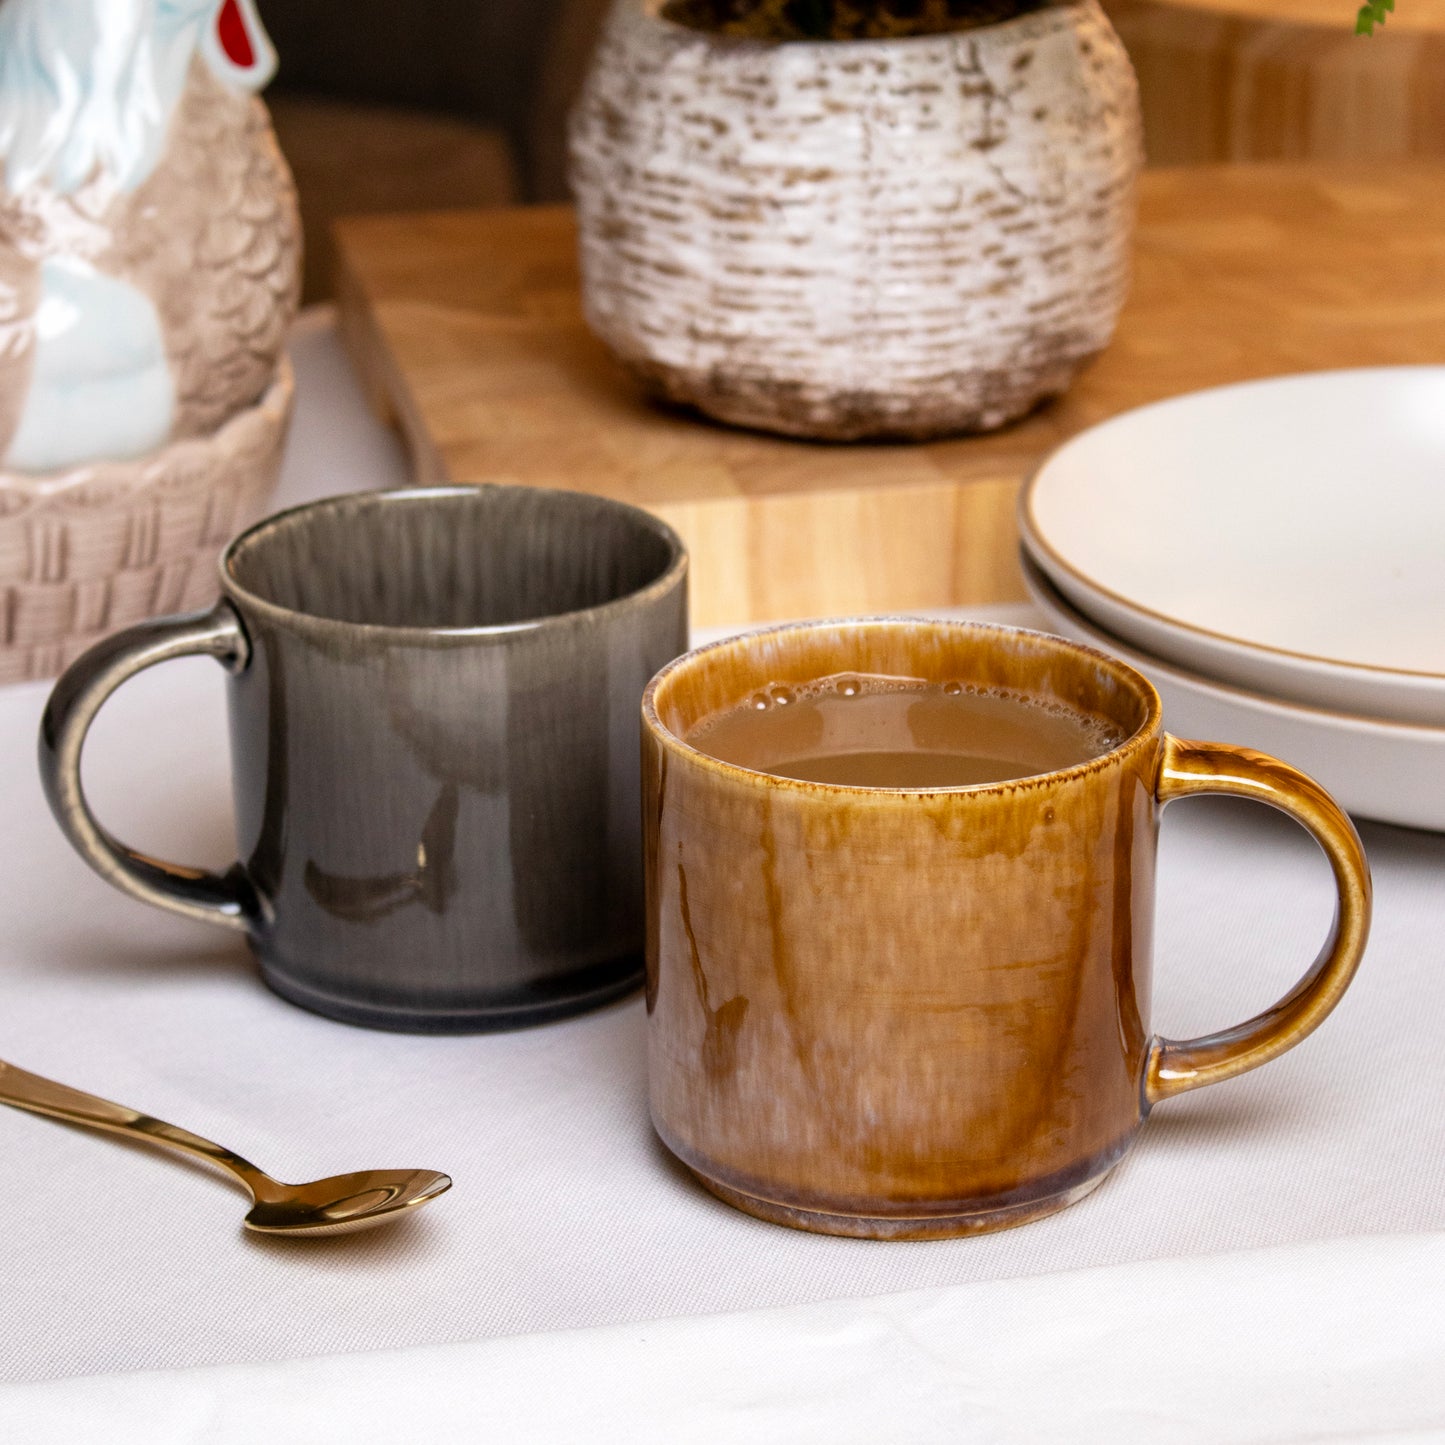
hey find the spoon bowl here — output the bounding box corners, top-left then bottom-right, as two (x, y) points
(245, 1168), (453, 1236)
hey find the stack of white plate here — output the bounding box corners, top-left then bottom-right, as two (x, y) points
(1019, 367), (1445, 832)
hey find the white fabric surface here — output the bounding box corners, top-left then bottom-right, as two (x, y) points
(5, 1232), (1445, 1443)
(2, 312), (1443, 1409)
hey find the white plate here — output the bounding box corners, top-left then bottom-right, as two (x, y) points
(1020, 367), (1445, 726)
(1021, 554), (1445, 833)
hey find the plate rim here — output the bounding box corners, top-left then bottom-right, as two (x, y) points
(1019, 551), (1445, 745)
(1018, 365), (1445, 692)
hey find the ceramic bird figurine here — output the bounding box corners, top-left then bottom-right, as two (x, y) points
(0, 0), (301, 473)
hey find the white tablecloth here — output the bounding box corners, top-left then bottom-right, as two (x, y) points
(2, 313), (1443, 1430)
(6, 1233), (1445, 1443)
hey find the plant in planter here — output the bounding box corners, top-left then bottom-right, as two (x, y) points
(570, 0), (1142, 441)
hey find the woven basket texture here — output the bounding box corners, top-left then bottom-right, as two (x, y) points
(0, 361), (294, 685)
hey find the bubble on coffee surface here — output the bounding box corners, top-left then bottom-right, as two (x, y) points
(718, 673), (914, 725)
(687, 671), (1125, 787)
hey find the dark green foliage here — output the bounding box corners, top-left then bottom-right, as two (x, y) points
(1355, 0), (1394, 31)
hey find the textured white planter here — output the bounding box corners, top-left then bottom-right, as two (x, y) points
(570, 0), (1142, 441)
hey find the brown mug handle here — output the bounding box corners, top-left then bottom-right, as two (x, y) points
(37, 602), (256, 933)
(1145, 735), (1372, 1107)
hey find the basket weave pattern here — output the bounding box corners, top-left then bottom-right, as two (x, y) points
(0, 361), (294, 685)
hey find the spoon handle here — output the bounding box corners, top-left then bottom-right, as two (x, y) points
(0, 1058), (268, 1193)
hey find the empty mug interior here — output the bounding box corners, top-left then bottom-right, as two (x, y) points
(647, 618), (1158, 783)
(225, 486), (683, 630)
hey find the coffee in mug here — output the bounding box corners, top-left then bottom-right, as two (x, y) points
(685, 672), (1124, 787)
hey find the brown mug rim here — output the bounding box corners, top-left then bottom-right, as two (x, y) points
(642, 615), (1164, 797)
(219, 484), (689, 642)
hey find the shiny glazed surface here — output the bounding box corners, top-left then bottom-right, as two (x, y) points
(641, 619), (1370, 1237)
(224, 487), (689, 1029)
(39, 486), (689, 1032)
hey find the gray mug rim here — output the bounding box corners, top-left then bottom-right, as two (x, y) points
(218, 484), (688, 642)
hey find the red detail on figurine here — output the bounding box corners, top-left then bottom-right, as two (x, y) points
(217, 0), (256, 68)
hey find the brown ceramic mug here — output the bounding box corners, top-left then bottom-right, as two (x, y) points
(641, 618), (1370, 1239)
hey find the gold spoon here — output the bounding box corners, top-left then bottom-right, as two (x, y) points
(0, 1057), (451, 1236)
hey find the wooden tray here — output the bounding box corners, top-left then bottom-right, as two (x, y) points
(335, 164), (1445, 626)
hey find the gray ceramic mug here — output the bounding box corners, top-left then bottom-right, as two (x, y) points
(39, 486), (688, 1032)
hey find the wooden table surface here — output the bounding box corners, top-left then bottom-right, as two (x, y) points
(335, 163), (1445, 626)
(1107, 0), (1445, 165)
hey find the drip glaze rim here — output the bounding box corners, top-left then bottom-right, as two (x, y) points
(642, 616), (1163, 797)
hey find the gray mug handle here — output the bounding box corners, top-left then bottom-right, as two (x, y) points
(38, 601), (256, 932)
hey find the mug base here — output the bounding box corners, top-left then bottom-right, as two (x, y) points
(257, 956), (645, 1034)
(689, 1166), (1114, 1241)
